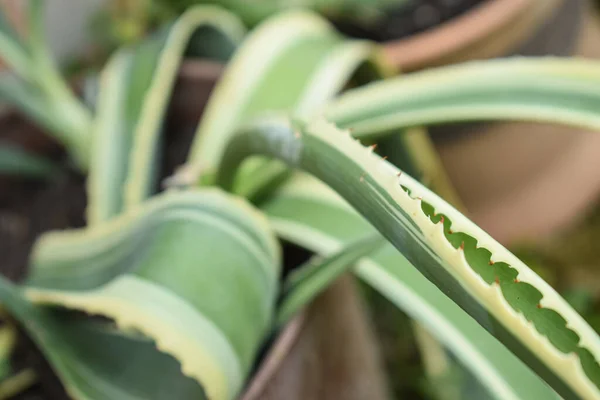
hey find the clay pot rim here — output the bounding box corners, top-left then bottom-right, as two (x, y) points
(384, 0), (532, 71)
(184, 1), (532, 73)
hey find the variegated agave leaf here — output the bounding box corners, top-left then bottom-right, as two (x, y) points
(1, 189), (280, 400)
(326, 58), (600, 139)
(88, 5), (246, 225)
(261, 173), (559, 400)
(0, 278), (209, 400)
(183, 10), (388, 197)
(216, 116), (600, 400)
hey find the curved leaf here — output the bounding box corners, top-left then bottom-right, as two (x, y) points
(87, 33), (165, 225)
(216, 116), (600, 399)
(261, 173), (559, 400)
(0, 280), (208, 400)
(184, 10), (384, 192)
(16, 188), (280, 400)
(30, 189), (278, 293)
(27, 276), (240, 400)
(123, 6), (245, 210)
(88, 5), (246, 225)
(325, 58), (600, 140)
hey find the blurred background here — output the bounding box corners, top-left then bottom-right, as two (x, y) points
(2, 0), (600, 399)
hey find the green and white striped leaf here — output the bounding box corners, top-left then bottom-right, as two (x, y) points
(18, 188), (280, 400)
(0, 279), (209, 400)
(88, 6), (245, 225)
(216, 116), (600, 399)
(325, 58), (600, 140)
(261, 173), (559, 400)
(184, 10), (384, 193)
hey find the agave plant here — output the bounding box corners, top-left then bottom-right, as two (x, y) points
(1, 1), (600, 400)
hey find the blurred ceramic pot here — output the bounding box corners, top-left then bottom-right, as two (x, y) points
(383, 0), (564, 71)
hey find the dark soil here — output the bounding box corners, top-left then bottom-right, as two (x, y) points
(332, 0), (487, 42)
(0, 119), (85, 399)
(0, 169), (87, 282)
(9, 325), (72, 400)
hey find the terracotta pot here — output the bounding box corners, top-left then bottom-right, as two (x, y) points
(384, 0), (565, 72)
(426, 0), (600, 244)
